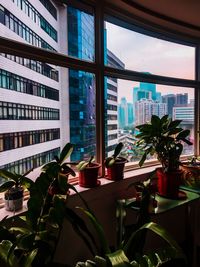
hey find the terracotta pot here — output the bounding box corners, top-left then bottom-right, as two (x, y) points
(106, 157), (127, 181)
(156, 168), (182, 198)
(79, 163), (101, 188)
(4, 187), (24, 211)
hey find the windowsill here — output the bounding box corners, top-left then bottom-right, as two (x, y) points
(0, 165), (156, 221)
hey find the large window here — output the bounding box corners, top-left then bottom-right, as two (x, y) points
(0, 1), (198, 179)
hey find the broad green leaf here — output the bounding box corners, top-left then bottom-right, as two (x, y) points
(58, 173), (68, 194)
(0, 170), (18, 182)
(59, 143), (74, 164)
(0, 181), (15, 192)
(176, 129), (190, 140)
(168, 120), (182, 130)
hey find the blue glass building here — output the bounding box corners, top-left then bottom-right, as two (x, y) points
(68, 7), (95, 161)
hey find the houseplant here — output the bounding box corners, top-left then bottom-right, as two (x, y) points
(135, 114), (193, 198)
(0, 169), (34, 211)
(77, 156), (101, 188)
(75, 178), (186, 267)
(105, 142), (128, 181)
(0, 143), (94, 267)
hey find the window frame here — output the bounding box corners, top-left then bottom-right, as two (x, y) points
(0, 0), (200, 176)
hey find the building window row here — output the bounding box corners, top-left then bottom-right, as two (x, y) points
(39, 0), (57, 20)
(0, 147), (60, 175)
(0, 128), (60, 152)
(107, 134), (117, 141)
(0, 69), (59, 101)
(0, 5), (56, 51)
(1, 53), (59, 81)
(11, 0), (57, 41)
(107, 104), (117, 111)
(107, 94), (117, 101)
(0, 101), (60, 120)
(107, 114), (118, 120)
(107, 83), (117, 93)
(107, 124), (117, 130)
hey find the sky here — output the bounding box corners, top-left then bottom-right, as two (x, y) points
(106, 22), (195, 103)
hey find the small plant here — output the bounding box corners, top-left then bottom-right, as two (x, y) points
(0, 169), (34, 211)
(0, 169), (34, 193)
(135, 114), (193, 172)
(77, 156), (95, 171)
(42, 142), (76, 195)
(105, 142), (125, 168)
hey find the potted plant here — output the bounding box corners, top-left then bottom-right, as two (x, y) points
(42, 142), (76, 195)
(77, 156), (101, 188)
(0, 143), (92, 267)
(105, 142), (128, 181)
(0, 169), (34, 211)
(135, 114), (193, 198)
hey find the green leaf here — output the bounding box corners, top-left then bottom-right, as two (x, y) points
(139, 153), (147, 167)
(10, 227), (31, 235)
(0, 170), (18, 182)
(23, 249), (38, 267)
(20, 176), (34, 190)
(176, 129), (190, 140)
(106, 249), (131, 267)
(168, 120), (182, 130)
(78, 207), (110, 255)
(105, 157), (115, 168)
(151, 115), (160, 127)
(114, 143), (123, 159)
(59, 143), (74, 164)
(0, 181), (15, 192)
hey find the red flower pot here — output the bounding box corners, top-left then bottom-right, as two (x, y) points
(79, 163), (101, 188)
(156, 168), (182, 199)
(106, 157), (127, 181)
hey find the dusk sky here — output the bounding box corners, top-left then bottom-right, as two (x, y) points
(106, 22), (195, 103)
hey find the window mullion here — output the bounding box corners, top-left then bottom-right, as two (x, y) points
(95, 1), (105, 176)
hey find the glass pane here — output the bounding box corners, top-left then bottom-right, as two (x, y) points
(0, 2), (95, 59)
(0, 51), (96, 178)
(69, 70), (96, 161)
(105, 77), (194, 162)
(105, 22), (195, 79)
(68, 6), (95, 62)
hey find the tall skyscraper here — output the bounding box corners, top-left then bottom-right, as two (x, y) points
(68, 6), (96, 161)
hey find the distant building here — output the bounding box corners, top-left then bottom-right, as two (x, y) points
(105, 50), (125, 156)
(127, 103), (134, 126)
(135, 98), (166, 125)
(118, 97), (128, 129)
(162, 94), (176, 118)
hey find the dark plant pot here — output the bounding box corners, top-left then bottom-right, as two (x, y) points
(79, 163), (101, 188)
(106, 157), (127, 181)
(4, 187), (24, 211)
(156, 168), (182, 199)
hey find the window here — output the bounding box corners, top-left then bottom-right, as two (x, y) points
(105, 22), (195, 79)
(0, 1), (198, 179)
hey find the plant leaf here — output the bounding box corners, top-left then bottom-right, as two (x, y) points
(59, 143), (74, 164)
(114, 143), (123, 159)
(0, 170), (18, 182)
(0, 181), (15, 192)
